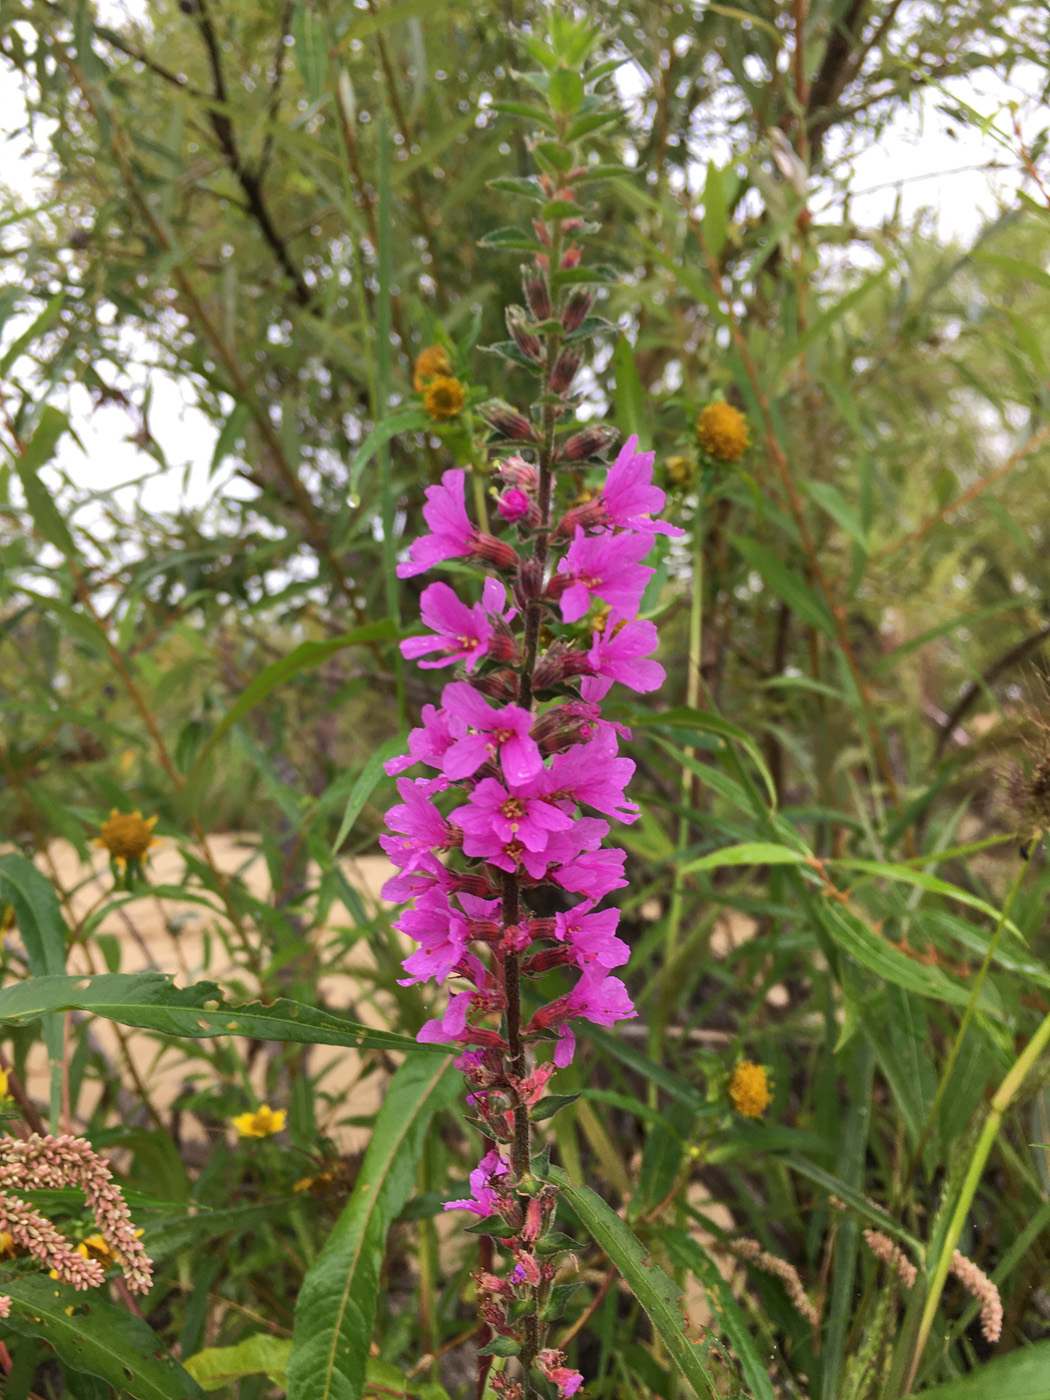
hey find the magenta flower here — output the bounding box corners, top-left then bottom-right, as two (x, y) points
(552, 845), (628, 900)
(497, 487), (532, 522)
(400, 579), (509, 672)
(441, 682), (543, 785)
(554, 527), (654, 623)
(444, 1147), (509, 1216)
(538, 1350), (585, 1398)
(601, 434), (685, 536)
(545, 727), (639, 823)
(397, 470), (477, 578)
(384, 704), (466, 776)
(530, 965), (637, 1067)
(554, 904), (629, 969)
(456, 777), (574, 856)
(580, 613), (665, 701)
(379, 776), (456, 875)
(396, 890), (471, 986)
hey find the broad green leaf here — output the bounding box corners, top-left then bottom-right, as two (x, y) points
(661, 1227), (776, 1400)
(286, 1055), (460, 1400)
(731, 535), (836, 637)
(680, 841), (810, 875)
(913, 1340), (1050, 1398)
(13, 406), (77, 556)
(187, 621), (399, 789)
(552, 1168), (726, 1398)
(0, 972), (440, 1055)
(0, 1271), (206, 1400)
(612, 334), (648, 443)
(291, 4), (328, 103)
(0, 852), (67, 975)
(185, 1335), (292, 1392)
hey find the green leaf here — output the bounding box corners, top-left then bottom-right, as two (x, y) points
(0, 973), (441, 1055)
(13, 406), (77, 556)
(803, 479), (868, 550)
(549, 67), (584, 115)
(0, 852), (67, 976)
(974, 251), (1050, 295)
(829, 858), (1022, 936)
(0, 1271), (206, 1400)
(185, 1334), (292, 1392)
(661, 1228), (776, 1400)
(612, 335), (648, 442)
(286, 1055), (460, 1400)
(907, 1339), (1050, 1397)
(291, 5), (328, 103)
(775, 268), (889, 378)
(703, 161), (728, 259)
(552, 1168), (726, 1398)
(348, 410), (428, 496)
(341, 0), (452, 42)
(731, 534), (836, 637)
(477, 1336), (522, 1357)
(329, 737), (405, 855)
(818, 903), (981, 1009)
(187, 622), (399, 791)
(679, 841), (810, 875)
(209, 400), (250, 477)
(0, 291), (66, 376)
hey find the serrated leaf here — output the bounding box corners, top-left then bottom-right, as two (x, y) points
(286, 1056), (460, 1400)
(0, 972), (439, 1055)
(0, 1272), (205, 1400)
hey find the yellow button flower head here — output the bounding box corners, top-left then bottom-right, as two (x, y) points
(0, 1230), (14, 1257)
(94, 810), (159, 866)
(665, 454), (696, 489)
(697, 401), (750, 463)
(232, 1104), (287, 1139)
(0, 1066), (9, 1102)
(412, 344), (452, 392)
(729, 1060), (772, 1119)
(424, 375), (466, 422)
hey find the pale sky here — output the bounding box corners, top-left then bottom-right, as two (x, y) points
(0, 18), (1040, 526)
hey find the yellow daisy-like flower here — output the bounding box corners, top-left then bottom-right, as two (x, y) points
(412, 344), (452, 392)
(729, 1060), (772, 1119)
(423, 375), (466, 422)
(696, 402), (750, 463)
(232, 1104), (287, 1139)
(93, 810), (160, 866)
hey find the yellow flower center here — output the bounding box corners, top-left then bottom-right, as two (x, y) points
(424, 375), (466, 421)
(95, 810), (158, 863)
(729, 1060), (772, 1118)
(696, 402), (750, 463)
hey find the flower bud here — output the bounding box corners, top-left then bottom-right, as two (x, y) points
(469, 669), (520, 703)
(498, 455), (539, 490)
(479, 400), (534, 442)
(523, 270), (551, 321)
(506, 307), (543, 364)
(559, 423), (618, 462)
(532, 218), (552, 247)
(516, 558), (544, 603)
(470, 533), (520, 572)
(560, 243), (582, 268)
(561, 289), (594, 334)
(549, 349), (580, 396)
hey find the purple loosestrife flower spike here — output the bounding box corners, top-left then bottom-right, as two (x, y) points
(383, 78), (675, 1389)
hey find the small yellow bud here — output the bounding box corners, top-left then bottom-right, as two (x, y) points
(696, 402), (750, 463)
(412, 344), (452, 392)
(665, 454), (696, 489)
(728, 1060), (772, 1119)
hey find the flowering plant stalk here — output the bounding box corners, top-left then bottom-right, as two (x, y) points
(381, 21), (679, 1397)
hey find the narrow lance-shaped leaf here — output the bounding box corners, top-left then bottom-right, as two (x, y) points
(286, 1054), (461, 1400)
(0, 973), (442, 1055)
